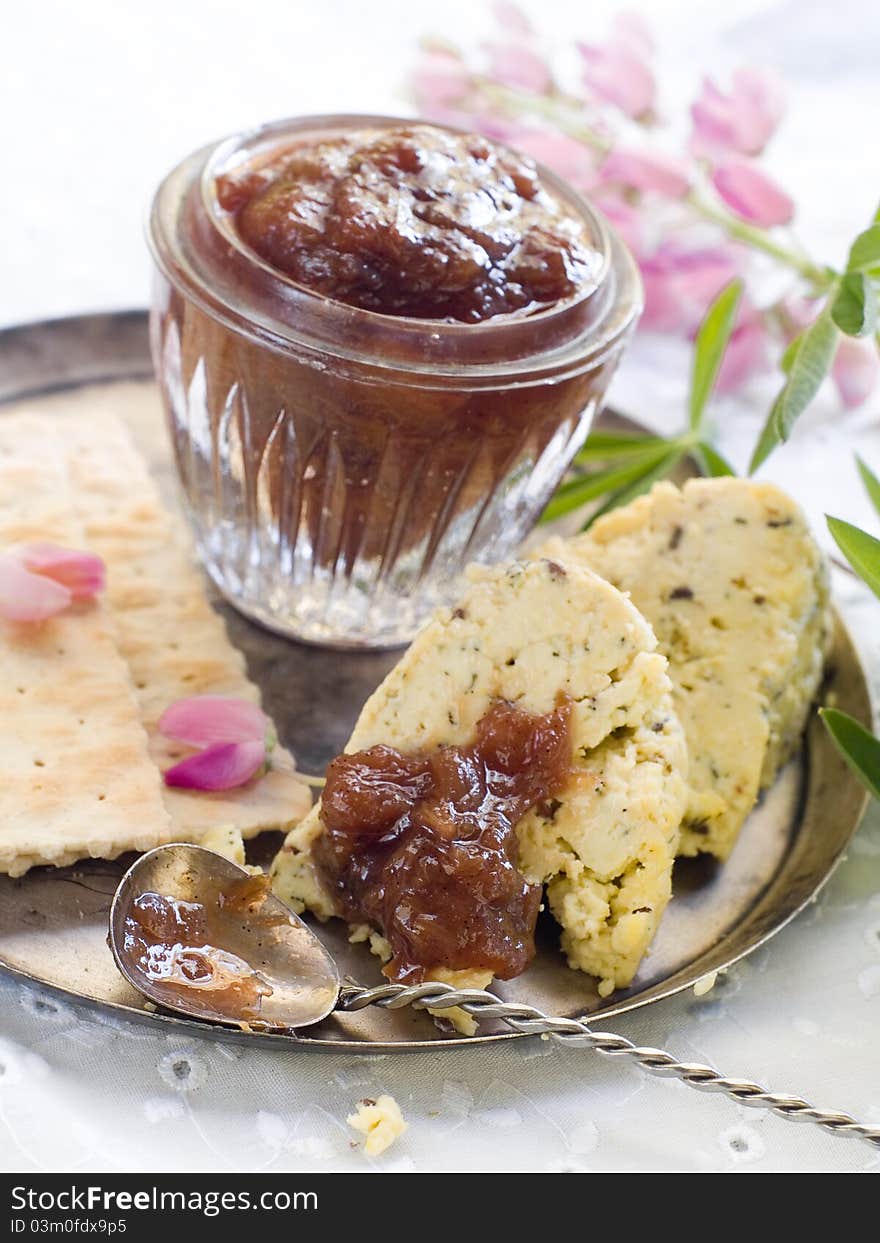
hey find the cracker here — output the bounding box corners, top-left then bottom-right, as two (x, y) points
(56, 410), (311, 840)
(0, 415), (171, 875)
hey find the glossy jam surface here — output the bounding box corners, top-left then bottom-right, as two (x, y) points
(216, 125), (600, 322)
(313, 698), (573, 981)
(124, 876), (275, 1019)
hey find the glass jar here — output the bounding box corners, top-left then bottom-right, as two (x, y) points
(148, 114), (642, 649)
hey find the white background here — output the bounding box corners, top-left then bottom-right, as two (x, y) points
(2, 0), (880, 1174)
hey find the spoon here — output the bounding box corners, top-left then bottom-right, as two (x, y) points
(110, 843), (880, 1151)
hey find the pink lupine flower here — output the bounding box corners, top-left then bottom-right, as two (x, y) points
(485, 41), (551, 93)
(163, 740), (268, 792)
(832, 337), (880, 409)
(0, 543), (105, 622)
(712, 159), (794, 227)
(600, 148), (691, 199)
(0, 555), (73, 622)
(159, 694), (273, 791)
(159, 695), (270, 749)
(17, 542), (106, 599)
(691, 68), (785, 158)
(641, 243), (741, 334)
(578, 33), (656, 120)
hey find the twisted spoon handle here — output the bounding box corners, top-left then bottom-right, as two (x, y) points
(339, 980), (880, 1150)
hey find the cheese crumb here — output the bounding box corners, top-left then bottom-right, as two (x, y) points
(201, 824), (246, 866)
(693, 970), (719, 997)
(347, 1095), (408, 1156)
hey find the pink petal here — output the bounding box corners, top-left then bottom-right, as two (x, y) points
(578, 40), (656, 119)
(611, 11), (655, 58)
(640, 243), (741, 334)
(412, 50), (471, 110)
(832, 337), (880, 409)
(163, 740), (267, 791)
(492, 1), (533, 35)
(591, 192), (646, 259)
(600, 148), (691, 198)
(0, 554), (72, 622)
(485, 41), (551, 93)
(712, 159), (794, 227)
(159, 695), (270, 747)
(17, 542), (105, 599)
(513, 129), (598, 190)
(716, 303), (768, 393)
(691, 68), (784, 158)
(732, 68), (786, 153)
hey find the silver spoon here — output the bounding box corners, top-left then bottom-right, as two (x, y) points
(110, 843), (880, 1151)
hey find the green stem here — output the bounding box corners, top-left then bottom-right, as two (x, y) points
(685, 187), (830, 288)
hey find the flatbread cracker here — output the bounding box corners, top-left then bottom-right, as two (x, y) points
(57, 410), (311, 841)
(0, 415), (171, 875)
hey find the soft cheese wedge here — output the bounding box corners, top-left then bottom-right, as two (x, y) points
(272, 559), (688, 1002)
(540, 478), (830, 860)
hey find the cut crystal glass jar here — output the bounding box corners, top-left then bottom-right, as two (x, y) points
(148, 114), (642, 648)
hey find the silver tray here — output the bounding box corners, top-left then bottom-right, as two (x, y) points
(0, 311), (870, 1050)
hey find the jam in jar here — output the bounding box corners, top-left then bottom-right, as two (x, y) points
(149, 115), (642, 647)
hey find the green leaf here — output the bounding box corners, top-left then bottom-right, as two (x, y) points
(749, 392), (786, 473)
(688, 280), (743, 432)
(857, 455), (880, 519)
(820, 708), (880, 801)
(581, 449), (683, 530)
(692, 441), (735, 477)
(750, 312), (839, 472)
(780, 332), (803, 374)
(831, 271), (878, 337)
(541, 447), (671, 523)
(573, 432), (670, 463)
(847, 224), (880, 274)
(827, 515), (880, 598)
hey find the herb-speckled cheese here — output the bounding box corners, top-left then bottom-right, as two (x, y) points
(271, 559), (688, 999)
(540, 478), (830, 860)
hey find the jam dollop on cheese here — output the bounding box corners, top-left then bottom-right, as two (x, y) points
(313, 698), (573, 982)
(216, 125), (601, 322)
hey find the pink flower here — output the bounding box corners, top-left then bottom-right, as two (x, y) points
(578, 32), (656, 120)
(163, 740), (268, 792)
(832, 337), (880, 409)
(691, 68), (785, 158)
(600, 148), (691, 199)
(412, 49), (471, 111)
(485, 41), (551, 93)
(716, 302), (768, 392)
(0, 543), (105, 623)
(159, 695), (273, 791)
(712, 159), (794, 227)
(640, 243), (741, 334)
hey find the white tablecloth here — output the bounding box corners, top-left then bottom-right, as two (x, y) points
(1, 0), (879, 1173)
